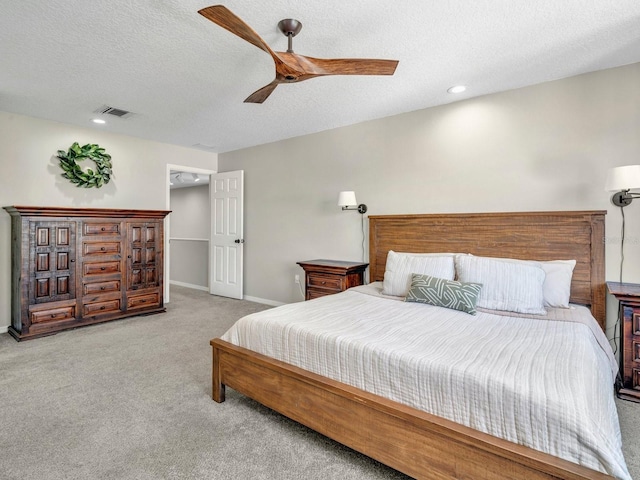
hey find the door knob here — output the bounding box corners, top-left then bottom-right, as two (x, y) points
(234, 239), (245, 244)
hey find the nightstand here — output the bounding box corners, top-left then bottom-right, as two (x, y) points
(297, 260), (368, 301)
(607, 281), (640, 402)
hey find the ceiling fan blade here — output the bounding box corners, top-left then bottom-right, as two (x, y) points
(244, 80), (281, 104)
(287, 55), (399, 77)
(198, 5), (275, 56)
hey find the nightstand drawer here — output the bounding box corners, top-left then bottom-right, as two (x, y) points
(307, 273), (342, 291)
(307, 289), (335, 300)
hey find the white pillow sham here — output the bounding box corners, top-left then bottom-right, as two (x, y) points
(463, 255), (576, 308)
(538, 260), (576, 308)
(455, 255), (547, 315)
(382, 251), (455, 297)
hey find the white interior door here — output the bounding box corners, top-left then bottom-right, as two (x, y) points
(210, 170), (244, 299)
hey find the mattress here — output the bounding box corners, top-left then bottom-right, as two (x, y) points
(221, 283), (630, 479)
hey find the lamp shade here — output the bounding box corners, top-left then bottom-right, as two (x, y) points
(605, 165), (640, 192)
(338, 191), (357, 207)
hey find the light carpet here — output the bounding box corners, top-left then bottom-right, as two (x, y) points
(0, 285), (637, 479)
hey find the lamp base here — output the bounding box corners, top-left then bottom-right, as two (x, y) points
(341, 204), (368, 214)
(612, 191), (632, 207)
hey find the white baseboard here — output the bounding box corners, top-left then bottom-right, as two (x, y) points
(0, 325), (8, 334)
(169, 280), (209, 292)
(243, 295), (286, 307)
(169, 281), (286, 307)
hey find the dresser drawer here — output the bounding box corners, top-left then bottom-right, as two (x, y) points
(83, 241), (121, 256)
(83, 222), (121, 236)
(83, 280), (121, 295)
(83, 261), (121, 276)
(30, 304), (76, 325)
(307, 273), (342, 291)
(83, 298), (121, 317)
(127, 291), (160, 310)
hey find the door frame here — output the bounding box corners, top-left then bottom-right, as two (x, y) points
(165, 164), (217, 303)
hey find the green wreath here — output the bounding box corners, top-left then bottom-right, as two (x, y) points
(57, 142), (112, 188)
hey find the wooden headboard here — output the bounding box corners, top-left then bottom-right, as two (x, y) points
(369, 211), (607, 330)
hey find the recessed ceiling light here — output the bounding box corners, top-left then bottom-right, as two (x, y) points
(447, 85), (466, 94)
(92, 118), (106, 124)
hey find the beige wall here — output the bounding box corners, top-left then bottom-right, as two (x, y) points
(219, 62), (640, 340)
(0, 111), (218, 331)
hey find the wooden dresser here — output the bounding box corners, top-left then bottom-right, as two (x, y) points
(4, 206), (170, 341)
(607, 281), (640, 402)
(297, 259), (368, 300)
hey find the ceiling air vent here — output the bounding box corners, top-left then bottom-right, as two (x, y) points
(93, 105), (135, 119)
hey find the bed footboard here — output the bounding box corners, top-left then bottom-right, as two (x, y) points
(210, 338), (611, 480)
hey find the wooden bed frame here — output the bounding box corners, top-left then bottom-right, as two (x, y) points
(211, 211), (611, 480)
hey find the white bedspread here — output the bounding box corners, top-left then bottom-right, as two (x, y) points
(221, 283), (630, 479)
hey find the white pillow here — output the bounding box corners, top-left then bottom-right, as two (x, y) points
(538, 260), (576, 308)
(382, 251), (455, 297)
(455, 255), (546, 315)
(463, 255), (576, 308)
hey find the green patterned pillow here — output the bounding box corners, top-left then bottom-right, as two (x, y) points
(404, 273), (483, 315)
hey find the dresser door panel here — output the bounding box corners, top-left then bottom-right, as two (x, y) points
(127, 222), (160, 291)
(30, 221), (76, 304)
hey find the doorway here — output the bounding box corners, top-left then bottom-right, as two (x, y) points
(165, 164), (216, 303)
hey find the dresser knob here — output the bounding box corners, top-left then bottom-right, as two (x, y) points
(100, 306), (106, 310)
(100, 267), (106, 271)
(101, 247), (106, 251)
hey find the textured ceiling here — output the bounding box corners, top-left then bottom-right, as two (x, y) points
(1, 1), (639, 153)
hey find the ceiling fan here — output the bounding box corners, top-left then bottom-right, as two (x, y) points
(198, 5), (399, 104)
